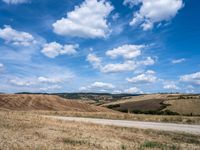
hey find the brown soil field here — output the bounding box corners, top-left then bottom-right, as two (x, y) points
(0, 94), (113, 112)
(114, 99), (165, 112)
(1, 111), (200, 150)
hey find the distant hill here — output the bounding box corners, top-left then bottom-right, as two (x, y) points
(0, 94), (113, 112)
(103, 94), (200, 116)
(16, 92), (141, 105)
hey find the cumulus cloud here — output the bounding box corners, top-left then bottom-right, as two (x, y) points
(39, 85), (62, 92)
(112, 90), (123, 94)
(2, 0), (28, 4)
(91, 82), (115, 89)
(38, 76), (63, 84)
(87, 43), (155, 74)
(53, 0), (113, 38)
(163, 83), (179, 90)
(172, 58), (186, 64)
(9, 71), (72, 88)
(42, 42), (78, 58)
(9, 79), (34, 86)
(0, 25), (36, 46)
(101, 61), (137, 73)
(87, 52), (155, 73)
(138, 57), (155, 66)
(180, 72), (200, 85)
(79, 81), (115, 92)
(124, 0), (184, 30)
(124, 87), (143, 94)
(87, 53), (102, 68)
(146, 70), (155, 74)
(127, 71), (157, 84)
(106, 44), (144, 59)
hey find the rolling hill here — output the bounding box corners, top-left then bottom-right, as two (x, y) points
(0, 94), (113, 112)
(103, 94), (200, 116)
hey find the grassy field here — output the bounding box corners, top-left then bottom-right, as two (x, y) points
(1, 111), (200, 150)
(164, 99), (200, 115)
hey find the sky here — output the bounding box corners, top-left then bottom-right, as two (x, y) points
(0, 0), (200, 94)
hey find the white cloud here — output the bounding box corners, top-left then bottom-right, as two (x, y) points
(42, 42), (78, 58)
(163, 83), (179, 90)
(101, 61), (137, 73)
(112, 90), (123, 94)
(53, 0), (113, 38)
(39, 85), (62, 92)
(0, 25), (36, 46)
(79, 81), (115, 92)
(91, 82), (115, 89)
(124, 87), (143, 94)
(146, 70), (155, 74)
(87, 53), (102, 68)
(127, 71), (157, 84)
(138, 57), (155, 66)
(10, 79), (34, 86)
(125, 0), (184, 30)
(180, 72), (200, 85)
(172, 58), (186, 64)
(2, 0), (28, 4)
(38, 76), (62, 84)
(8, 71), (73, 88)
(87, 43), (155, 73)
(106, 44), (143, 59)
(87, 53), (155, 73)
(79, 86), (89, 92)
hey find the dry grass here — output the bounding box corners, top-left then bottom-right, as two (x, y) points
(1, 111), (200, 150)
(21, 110), (200, 124)
(164, 99), (200, 115)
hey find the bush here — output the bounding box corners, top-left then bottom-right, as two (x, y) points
(131, 109), (179, 115)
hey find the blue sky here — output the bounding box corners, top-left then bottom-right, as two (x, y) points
(0, 0), (200, 93)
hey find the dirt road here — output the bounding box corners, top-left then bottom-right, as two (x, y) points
(49, 116), (200, 135)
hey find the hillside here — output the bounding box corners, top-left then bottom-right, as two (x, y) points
(164, 99), (200, 115)
(16, 92), (139, 105)
(103, 94), (200, 116)
(0, 94), (113, 112)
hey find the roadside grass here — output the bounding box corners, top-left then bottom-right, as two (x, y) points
(0, 111), (200, 150)
(139, 141), (179, 150)
(32, 110), (200, 124)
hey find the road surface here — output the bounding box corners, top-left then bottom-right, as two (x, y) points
(48, 116), (200, 135)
